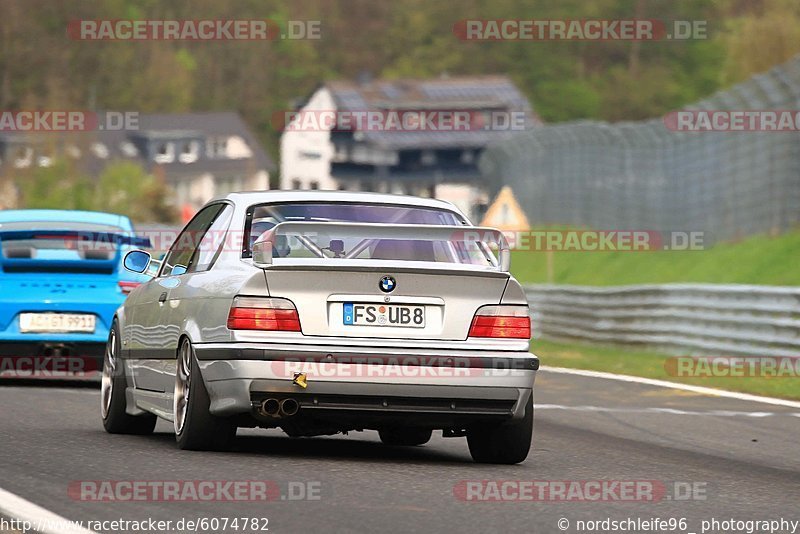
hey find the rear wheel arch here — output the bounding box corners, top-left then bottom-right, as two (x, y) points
(175, 333), (195, 379)
(173, 336), (236, 450)
(176, 333), (192, 354)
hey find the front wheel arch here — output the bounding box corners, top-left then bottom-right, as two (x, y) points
(101, 319), (156, 435)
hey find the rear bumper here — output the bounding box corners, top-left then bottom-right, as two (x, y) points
(194, 342), (537, 425)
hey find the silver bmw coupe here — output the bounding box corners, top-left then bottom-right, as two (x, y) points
(102, 191), (537, 464)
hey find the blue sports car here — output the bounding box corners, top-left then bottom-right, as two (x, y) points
(0, 209), (150, 378)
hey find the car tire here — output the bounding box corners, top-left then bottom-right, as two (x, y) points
(101, 320), (157, 435)
(379, 427), (432, 446)
(174, 338), (236, 451)
(467, 395), (533, 464)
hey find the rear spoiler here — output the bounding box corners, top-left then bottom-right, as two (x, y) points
(0, 230), (152, 248)
(0, 230), (152, 273)
(252, 222), (511, 271)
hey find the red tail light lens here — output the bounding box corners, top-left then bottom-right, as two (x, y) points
(227, 297), (301, 332)
(118, 281), (141, 295)
(468, 305), (531, 339)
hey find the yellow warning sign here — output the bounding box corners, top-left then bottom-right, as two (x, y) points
(480, 186), (530, 232)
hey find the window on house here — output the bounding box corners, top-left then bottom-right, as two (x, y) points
(65, 145), (81, 159)
(206, 137), (228, 159)
(179, 141), (200, 163)
(299, 150), (321, 160)
(333, 143), (349, 161)
(91, 142), (109, 159)
(309, 181), (320, 190)
(154, 142), (175, 163)
(421, 150), (436, 166)
(13, 147), (33, 168)
(119, 141), (138, 157)
(291, 179), (302, 190)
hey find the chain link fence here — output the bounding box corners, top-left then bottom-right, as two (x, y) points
(480, 56), (800, 242)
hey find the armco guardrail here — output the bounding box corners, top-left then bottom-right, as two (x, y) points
(525, 284), (800, 358)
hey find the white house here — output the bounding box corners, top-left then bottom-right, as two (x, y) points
(280, 75), (538, 221)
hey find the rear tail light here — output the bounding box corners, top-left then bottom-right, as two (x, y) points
(118, 281), (141, 295)
(468, 305), (531, 339)
(227, 297), (301, 332)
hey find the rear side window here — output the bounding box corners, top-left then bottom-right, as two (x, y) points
(189, 205), (234, 272)
(161, 204), (230, 276)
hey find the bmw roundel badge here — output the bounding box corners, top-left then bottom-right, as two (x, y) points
(379, 275), (396, 293)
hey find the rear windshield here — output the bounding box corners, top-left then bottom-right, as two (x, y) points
(246, 202), (495, 266)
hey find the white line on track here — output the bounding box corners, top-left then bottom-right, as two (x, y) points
(541, 366), (800, 409)
(0, 486), (96, 534)
(536, 404), (800, 417)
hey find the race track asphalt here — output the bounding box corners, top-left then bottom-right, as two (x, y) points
(0, 370), (798, 533)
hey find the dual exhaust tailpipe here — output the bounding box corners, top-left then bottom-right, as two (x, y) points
(258, 398), (300, 419)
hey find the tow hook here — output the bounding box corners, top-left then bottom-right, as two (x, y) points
(292, 372), (308, 389)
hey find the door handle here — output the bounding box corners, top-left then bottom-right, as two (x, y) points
(158, 292), (168, 303)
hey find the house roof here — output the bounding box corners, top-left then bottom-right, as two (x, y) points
(321, 75), (539, 149)
(0, 111), (274, 177)
(126, 112), (274, 171)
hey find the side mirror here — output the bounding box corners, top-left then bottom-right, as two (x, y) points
(171, 264), (187, 276)
(123, 250), (151, 273)
(252, 240), (273, 268)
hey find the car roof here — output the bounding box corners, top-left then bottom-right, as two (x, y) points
(0, 209), (132, 230)
(217, 190), (464, 215)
